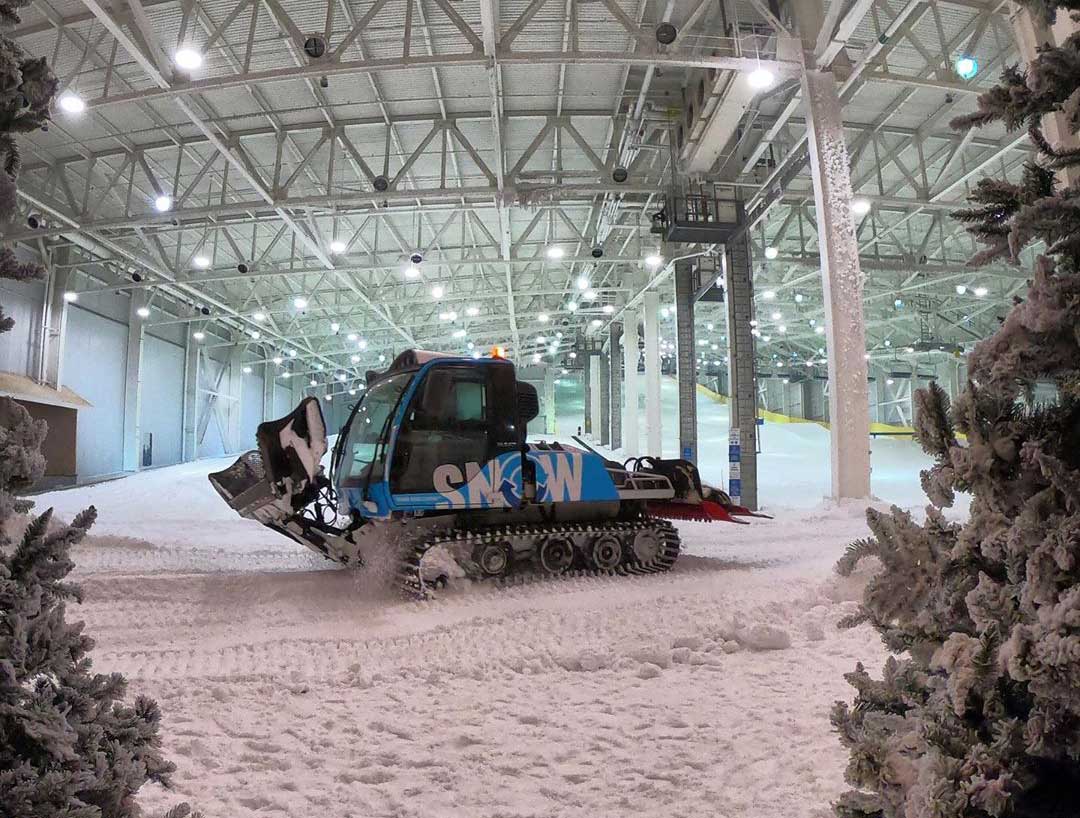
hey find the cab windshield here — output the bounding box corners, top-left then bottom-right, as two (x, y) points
(334, 371), (413, 488)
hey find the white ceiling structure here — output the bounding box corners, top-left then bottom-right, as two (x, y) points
(7, 0), (1030, 388)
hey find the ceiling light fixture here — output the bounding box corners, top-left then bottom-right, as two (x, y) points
(193, 255), (210, 269)
(174, 47), (203, 70)
(748, 67), (775, 89)
(851, 198), (871, 216)
(330, 240), (347, 254)
(546, 246), (565, 260)
(431, 285), (444, 299)
(764, 246), (778, 260)
(293, 296), (308, 310)
(955, 56), (978, 80)
(59, 92), (86, 114)
(154, 194), (172, 212)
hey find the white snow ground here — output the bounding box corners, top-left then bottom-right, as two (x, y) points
(30, 385), (959, 818)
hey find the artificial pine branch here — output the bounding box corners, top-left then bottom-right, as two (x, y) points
(0, 14), (195, 816)
(833, 7), (1080, 813)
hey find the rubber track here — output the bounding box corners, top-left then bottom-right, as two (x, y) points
(399, 517), (681, 600)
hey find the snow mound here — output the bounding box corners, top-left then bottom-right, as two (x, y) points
(736, 623), (793, 651)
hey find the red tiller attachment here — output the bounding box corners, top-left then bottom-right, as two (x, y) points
(647, 499), (750, 525)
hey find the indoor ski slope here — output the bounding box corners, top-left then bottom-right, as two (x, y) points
(30, 382), (959, 818)
(555, 376), (937, 509)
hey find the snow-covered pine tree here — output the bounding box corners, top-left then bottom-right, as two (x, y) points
(830, 4), (1080, 817)
(0, 5), (195, 816)
(0, 0), (55, 333)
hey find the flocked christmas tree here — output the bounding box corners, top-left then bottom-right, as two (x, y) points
(1, 2), (194, 815)
(831, 2), (1080, 816)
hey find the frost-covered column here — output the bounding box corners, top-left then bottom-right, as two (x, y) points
(802, 68), (871, 499)
(583, 353), (593, 435)
(588, 354), (601, 440)
(609, 322), (622, 450)
(643, 291), (662, 456)
(40, 261), (71, 389)
(544, 365), (556, 435)
(598, 350), (610, 446)
(262, 361), (274, 421)
(182, 335), (200, 461)
(1011, 5), (1080, 186)
(622, 308), (639, 457)
(122, 293), (146, 471)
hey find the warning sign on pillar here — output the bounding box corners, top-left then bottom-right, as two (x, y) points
(728, 428), (741, 505)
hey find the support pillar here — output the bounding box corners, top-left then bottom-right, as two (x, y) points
(609, 323), (622, 450)
(802, 67), (871, 499)
(673, 263), (697, 464)
(122, 293), (146, 471)
(622, 308), (640, 457)
(181, 336), (199, 461)
(598, 350), (611, 446)
(262, 361), (275, 421)
(225, 346), (244, 452)
(643, 291), (662, 456)
(583, 353), (593, 435)
(39, 262), (71, 389)
(1011, 5), (1080, 186)
(544, 366), (556, 435)
(588, 354), (601, 439)
(723, 235), (759, 510)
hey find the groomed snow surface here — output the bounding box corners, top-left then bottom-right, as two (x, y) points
(34, 381), (960, 817)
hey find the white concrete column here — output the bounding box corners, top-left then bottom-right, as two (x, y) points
(122, 293), (146, 471)
(181, 336), (200, 461)
(622, 307), (639, 457)
(643, 291), (662, 456)
(802, 68), (871, 499)
(588, 354), (601, 439)
(40, 264), (71, 389)
(262, 361), (275, 421)
(544, 366), (556, 435)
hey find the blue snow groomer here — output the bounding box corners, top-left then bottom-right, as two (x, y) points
(211, 349), (747, 596)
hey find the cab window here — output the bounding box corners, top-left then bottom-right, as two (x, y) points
(392, 366), (491, 494)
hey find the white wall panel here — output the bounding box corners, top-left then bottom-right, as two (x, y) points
(240, 369), (265, 447)
(273, 382), (293, 418)
(0, 279), (44, 377)
(141, 336), (184, 466)
(63, 307), (127, 479)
